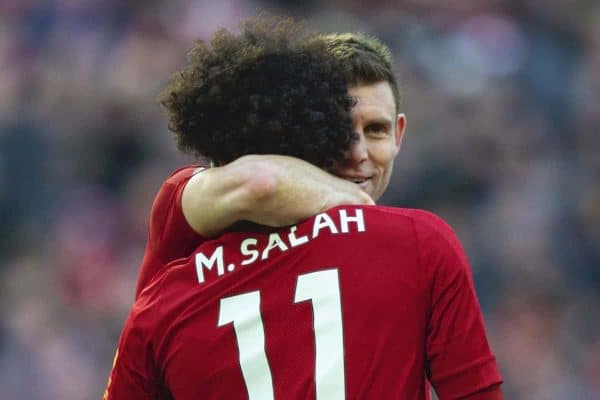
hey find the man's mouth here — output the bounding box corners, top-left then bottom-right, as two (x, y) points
(345, 176), (371, 189)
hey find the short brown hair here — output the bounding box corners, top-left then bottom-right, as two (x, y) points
(317, 33), (400, 112)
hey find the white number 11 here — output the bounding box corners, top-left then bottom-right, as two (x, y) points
(218, 268), (345, 400)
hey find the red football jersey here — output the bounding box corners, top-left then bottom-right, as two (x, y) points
(108, 206), (502, 400)
(135, 165), (206, 299)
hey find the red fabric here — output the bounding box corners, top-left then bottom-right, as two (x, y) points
(134, 165), (206, 299)
(461, 384), (503, 400)
(109, 206), (502, 399)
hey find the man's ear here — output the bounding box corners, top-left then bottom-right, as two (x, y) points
(394, 113), (406, 154)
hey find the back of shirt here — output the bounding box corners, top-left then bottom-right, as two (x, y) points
(109, 206), (501, 400)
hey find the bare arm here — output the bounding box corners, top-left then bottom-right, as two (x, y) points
(181, 154), (374, 237)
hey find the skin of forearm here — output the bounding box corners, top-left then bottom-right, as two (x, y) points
(236, 155), (374, 227)
(182, 155), (373, 237)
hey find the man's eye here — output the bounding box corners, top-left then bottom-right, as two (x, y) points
(366, 123), (387, 134)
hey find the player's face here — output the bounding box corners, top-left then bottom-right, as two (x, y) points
(332, 81), (406, 202)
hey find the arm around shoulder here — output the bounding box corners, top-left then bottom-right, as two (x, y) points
(182, 155), (373, 237)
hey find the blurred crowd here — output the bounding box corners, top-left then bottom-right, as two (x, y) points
(0, 0), (598, 399)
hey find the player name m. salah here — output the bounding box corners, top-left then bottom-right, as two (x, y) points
(195, 208), (366, 284)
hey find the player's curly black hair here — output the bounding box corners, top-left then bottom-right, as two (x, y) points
(159, 16), (355, 169)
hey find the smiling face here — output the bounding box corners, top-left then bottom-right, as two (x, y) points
(331, 81), (406, 202)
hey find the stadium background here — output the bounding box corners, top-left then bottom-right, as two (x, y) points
(0, 0), (598, 399)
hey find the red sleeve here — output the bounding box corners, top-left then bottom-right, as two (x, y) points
(150, 167), (205, 253)
(462, 384), (503, 399)
(135, 166), (206, 298)
(104, 308), (158, 400)
(413, 210), (502, 399)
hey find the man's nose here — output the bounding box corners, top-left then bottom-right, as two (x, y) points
(346, 132), (368, 164)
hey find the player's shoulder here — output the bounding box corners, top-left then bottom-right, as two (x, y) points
(383, 206), (454, 232)
(363, 206), (462, 248)
(151, 164), (205, 207)
(164, 164), (207, 186)
(374, 207), (470, 274)
(363, 206), (452, 231)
